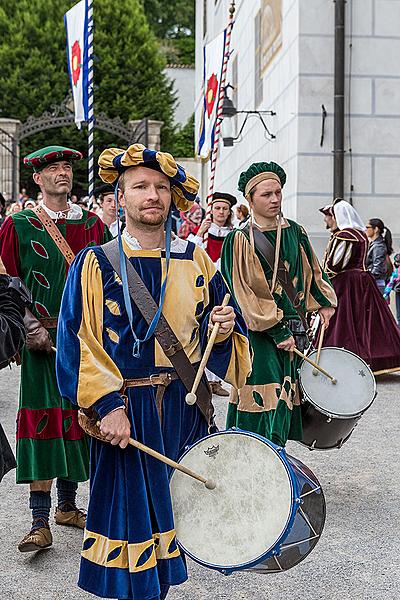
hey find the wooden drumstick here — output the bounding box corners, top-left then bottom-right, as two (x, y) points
(127, 437), (216, 490)
(186, 293), (231, 406)
(293, 347), (337, 384)
(51, 346), (57, 353)
(312, 326), (325, 376)
(95, 421), (216, 490)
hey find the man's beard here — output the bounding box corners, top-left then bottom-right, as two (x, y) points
(139, 215), (165, 227)
(134, 208), (167, 228)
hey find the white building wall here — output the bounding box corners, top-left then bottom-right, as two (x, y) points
(196, 0), (300, 218)
(165, 66), (195, 126)
(195, 0), (400, 256)
(298, 0), (400, 255)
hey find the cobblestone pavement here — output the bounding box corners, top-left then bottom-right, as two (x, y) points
(1, 366), (399, 600)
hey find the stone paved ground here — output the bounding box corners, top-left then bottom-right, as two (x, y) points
(1, 366), (399, 600)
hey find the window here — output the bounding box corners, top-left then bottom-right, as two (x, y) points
(255, 10), (263, 107)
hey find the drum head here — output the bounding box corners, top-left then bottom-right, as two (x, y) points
(170, 430), (295, 572)
(299, 347), (376, 418)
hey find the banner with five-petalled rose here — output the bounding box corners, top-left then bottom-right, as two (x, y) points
(197, 29), (227, 160)
(64, 0), (88, 129)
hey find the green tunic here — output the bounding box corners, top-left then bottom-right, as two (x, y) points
(0, 208), (111, 482)
(221, 219), (337, 446)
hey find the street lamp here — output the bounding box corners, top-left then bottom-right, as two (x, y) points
(221, 85), (276, 147)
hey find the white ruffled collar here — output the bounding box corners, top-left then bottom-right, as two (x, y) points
(40, 200), (83, 221)
(122, 229), (188, 253)
(209, 222), (233, 238)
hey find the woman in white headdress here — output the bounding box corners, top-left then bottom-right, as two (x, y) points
(321, 200), (400, 373)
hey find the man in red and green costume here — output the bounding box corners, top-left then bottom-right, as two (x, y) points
(0, 145), (111, 552)
(221, 161), (337, 447)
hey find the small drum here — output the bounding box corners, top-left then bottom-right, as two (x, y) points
(170, 430), (325, 574)
(299, 347), (376, 450)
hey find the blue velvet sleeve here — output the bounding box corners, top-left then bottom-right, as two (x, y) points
(56, 248), (124, 412)
(198, 270), (251, 387)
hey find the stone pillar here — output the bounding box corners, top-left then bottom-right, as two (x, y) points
(147, 120), (163, 151)
(0, 118), (21, 201)
(127, 119), (163, 151)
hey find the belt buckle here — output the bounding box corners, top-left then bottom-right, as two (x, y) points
(150, 372), (172, 387)
(149, 374), (159, 387)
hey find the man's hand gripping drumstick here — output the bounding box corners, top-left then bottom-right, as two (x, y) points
(186, 294), (232, 406)
(276, 304), (337, 383)
(99, 409), (216, 490)
(95, 297), (237, 490)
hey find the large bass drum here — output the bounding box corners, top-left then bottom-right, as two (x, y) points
(299, 347), (376, 450)
(170, 430), (325, 574)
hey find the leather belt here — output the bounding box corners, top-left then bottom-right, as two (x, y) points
(121, 372), (180, 424)
(122, 372), (179, 392)
(39, 317), (58, 329)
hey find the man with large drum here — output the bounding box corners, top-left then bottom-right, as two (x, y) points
(221, 161), (337, 447)
(56, 143), (251, 600)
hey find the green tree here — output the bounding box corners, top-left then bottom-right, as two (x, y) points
(168, 113), (195, 158)
(0, 0), (177, 195)
(143, 0), (195, 39)
(143, 0), (195, 65)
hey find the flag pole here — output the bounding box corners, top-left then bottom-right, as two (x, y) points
(204, 0), (235, 249)
(87, 0), (95, 209)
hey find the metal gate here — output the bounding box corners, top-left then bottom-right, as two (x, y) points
(0, 127), (18, 201)
(0, 97), (150, 201)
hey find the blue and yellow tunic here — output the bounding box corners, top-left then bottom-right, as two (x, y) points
(56, 235), (251, 600)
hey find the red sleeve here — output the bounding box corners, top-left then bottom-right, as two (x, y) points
(0, 216), (20, 276)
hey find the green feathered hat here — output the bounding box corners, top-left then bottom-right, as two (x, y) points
(238, 161), (286, 199)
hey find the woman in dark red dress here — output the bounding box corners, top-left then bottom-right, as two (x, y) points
(321, 200), (400, 373)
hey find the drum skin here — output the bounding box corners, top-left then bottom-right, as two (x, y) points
(170, 430), (325, 574)
(298, 347), (376, 450)
(300, 402), (360, 450)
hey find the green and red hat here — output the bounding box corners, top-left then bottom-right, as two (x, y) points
(24, 145), (83, 172)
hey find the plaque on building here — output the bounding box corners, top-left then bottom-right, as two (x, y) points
(261, 0), (282, 72)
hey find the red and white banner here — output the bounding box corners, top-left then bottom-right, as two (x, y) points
(197, 30), (227, 160)
(64, 0), (88, 129)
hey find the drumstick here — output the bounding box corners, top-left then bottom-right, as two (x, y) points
(186, 293), (231, 406)
(51, 346), (57, 353)
(373, 366), (400, 376)
(127, 437), (216, 490)
(293, 347), (337, 384)
(94, 421), (215, 488)
(312, 326), (325, 376)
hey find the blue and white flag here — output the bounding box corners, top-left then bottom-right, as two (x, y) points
(64, 0), (88, 129)
(197, 29), (227, 160)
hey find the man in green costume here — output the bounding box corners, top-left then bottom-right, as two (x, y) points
(221, 162), (337, 446)
(0, 146), (111, 551)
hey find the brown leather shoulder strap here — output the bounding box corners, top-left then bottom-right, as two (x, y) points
(33, 206), (75, 265)
(242, 224), (308, 330)
(101, 239), (214, 426)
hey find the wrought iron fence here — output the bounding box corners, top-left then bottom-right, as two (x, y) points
(0, 127), (18, 201)
(0, 108), (150, 203)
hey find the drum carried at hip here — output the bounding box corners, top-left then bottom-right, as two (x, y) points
(170, 429), (325, 575)
(298, 346), (376, 450)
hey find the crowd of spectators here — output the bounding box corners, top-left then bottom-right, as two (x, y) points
(1, 188), (399, 325)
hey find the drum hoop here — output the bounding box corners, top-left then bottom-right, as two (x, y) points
(172, 429), (300, 573)
(299, 346), (377, 418)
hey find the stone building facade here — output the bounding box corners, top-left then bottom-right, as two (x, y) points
(195, 0), (400, 255)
